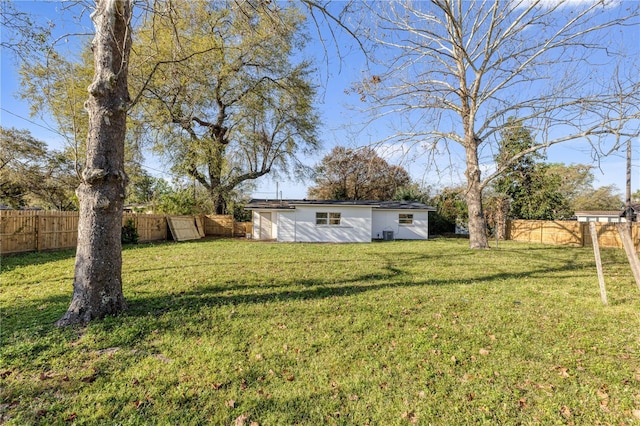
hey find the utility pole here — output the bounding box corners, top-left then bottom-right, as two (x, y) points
(625, 138), (633, 225)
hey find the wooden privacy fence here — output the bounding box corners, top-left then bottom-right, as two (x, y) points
(1, 211), (251, 255)
(507, 220), (640, 249)
(202, 215), (252, 237)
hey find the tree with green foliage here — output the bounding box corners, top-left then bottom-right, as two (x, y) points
(0, 127), (47, 208)
(0, 127), (78, 210)
(546, 163), (622, 213)
(155, 184), (210, 216)
(129, 0), (319, 214)
(393, 182), (432, 203)
(20, 45), (148, 200)
(125, 169), (172, 209)
(429, 186), (468, 235)
(7, 0), (361, 326)
(571, 185), (622, 212)
(493, 119), (570, 220)
(308, 146), (411, 200)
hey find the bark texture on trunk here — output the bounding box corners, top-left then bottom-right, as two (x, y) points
(57, 0), (132, 327)
(465, 144), (489, 249)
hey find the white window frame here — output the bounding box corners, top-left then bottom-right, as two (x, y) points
(399, 213), (414, 225)
(316, 212), (341, 226)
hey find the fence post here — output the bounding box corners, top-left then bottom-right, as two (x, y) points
(36, 211), (42, 252)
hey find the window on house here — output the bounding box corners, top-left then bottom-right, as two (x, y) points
(399, 213), (414, 225)
(316, 212), (341, 225)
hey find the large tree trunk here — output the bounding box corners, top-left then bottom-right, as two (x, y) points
(465, 144), (489, 249)
(56, 0), (132, 327)
(213, 190), (227, 215)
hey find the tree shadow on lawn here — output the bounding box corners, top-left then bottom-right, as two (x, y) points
(123, 255), (592, 320)
(2, 247), (597, 347)
(0, 249), (77, 273)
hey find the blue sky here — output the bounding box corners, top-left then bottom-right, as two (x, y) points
(1, 1), (638, 200)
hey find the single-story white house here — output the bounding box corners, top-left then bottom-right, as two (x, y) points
(245, 199), (436, 243)
(574, 204), (638, 223)
(574, 210), (626, 223)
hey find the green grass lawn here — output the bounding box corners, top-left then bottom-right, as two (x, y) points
(1, 238), (639, 425)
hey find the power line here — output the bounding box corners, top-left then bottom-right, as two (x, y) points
(0, 108), (176, 178)
(0, 107), (65, 137)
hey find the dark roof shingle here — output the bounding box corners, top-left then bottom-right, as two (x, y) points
(245, 199), (435, 211)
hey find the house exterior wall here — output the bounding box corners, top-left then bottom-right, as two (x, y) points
(576, 215), (625, 223)
(252, 211), (278, 240)
(293, 205), (372, 243)
(371, 210), (430, 240)
(277, 211), (296, 242)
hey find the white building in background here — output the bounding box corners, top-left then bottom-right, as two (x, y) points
(574, 204), (639, 223)
(245, 199), (435, 243)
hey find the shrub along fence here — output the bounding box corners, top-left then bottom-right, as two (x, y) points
(0, 211), (251, 255)
(506, 220), (640, 249)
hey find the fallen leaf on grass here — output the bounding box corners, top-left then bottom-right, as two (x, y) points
(401, 411), (418, 423)
(0, 370), (12, 379)
(36, 409), (48, 418)
(596, 388), (609, 400)
(632, 409), (640, 419)
(66, 413), (77, 422)
(479, 348), (490, 356)
(560, 405), (572, 418)
(234, 414), (248, 425)
(39, 371), (55, 380)
(348, 394), (359, 401)
(518, 398), (527, 409)
(81, 373), (98, 383)
(225, 400), (235, 408)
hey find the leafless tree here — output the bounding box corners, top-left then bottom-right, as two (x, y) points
(353, 0), (640, 248)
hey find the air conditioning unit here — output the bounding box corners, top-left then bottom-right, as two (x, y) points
(382, 230), (394, 241)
